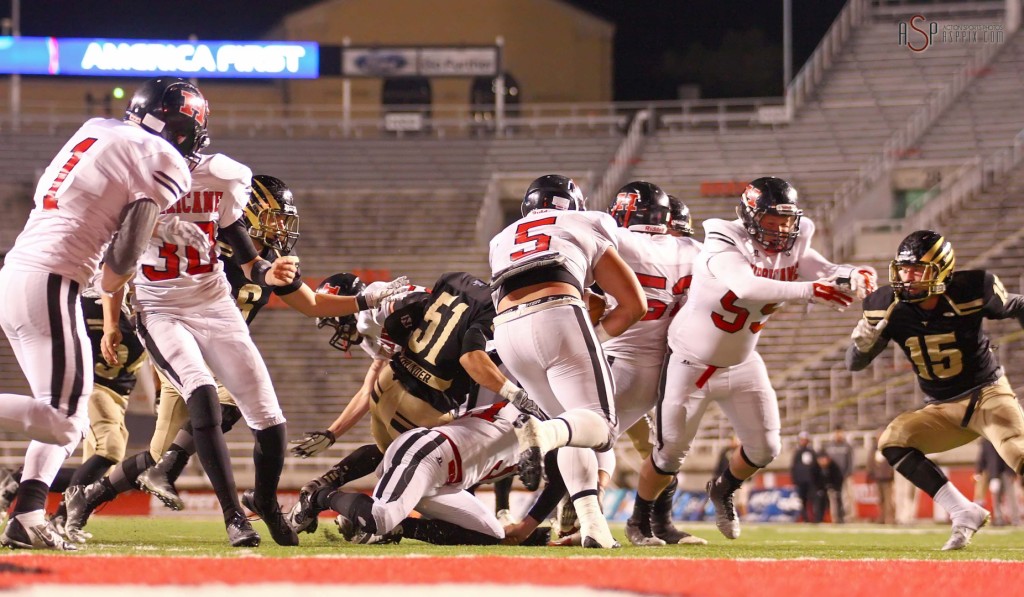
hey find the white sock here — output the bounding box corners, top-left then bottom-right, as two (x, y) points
(557, 448), (598, 497)
(933, 482), (973, 518)
(13, 509), (45, 528)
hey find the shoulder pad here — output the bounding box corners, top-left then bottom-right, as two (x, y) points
(944, 270), (989, 314)
(206, 153), (253, 186)
(862, 287), (896, 324)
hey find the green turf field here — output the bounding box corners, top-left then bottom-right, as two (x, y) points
(58, 517), (1024, 560)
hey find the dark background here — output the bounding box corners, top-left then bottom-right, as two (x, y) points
(0, 0), (847, 100)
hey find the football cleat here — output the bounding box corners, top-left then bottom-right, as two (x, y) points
(286, 488), (321, 534)
(0, 467), (18, 515)
(942, 504), (990, 551)
(582, 535), (621, 549)
(1, 511), (76, 551)
(47, 513), (90, 544)
(495, 508), (516, 527)
(242, 489), (299, 546)
(63, 484), (103, 538)
(334, 515), (401, 545)
(513, 415), (555, 491)
(226, 511), (261, 547)
(625, 516), (667, 547)
(706, 479), (740, 540)
(136, 454), (185, 511)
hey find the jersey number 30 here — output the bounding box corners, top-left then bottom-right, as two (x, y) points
(142, 222), (218, 281)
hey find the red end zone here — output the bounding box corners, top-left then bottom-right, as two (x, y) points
(3, 556), (1023, 596)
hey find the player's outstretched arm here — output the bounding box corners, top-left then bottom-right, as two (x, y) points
(280, 276), (411, 318)
(290, 358), (385, 458)
(592, 247), (647, 341)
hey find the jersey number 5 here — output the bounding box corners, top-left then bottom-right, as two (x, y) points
(510, 217), (556, 261)
(43, 137), (98, 210)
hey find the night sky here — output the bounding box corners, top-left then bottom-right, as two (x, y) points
(3, 0), (847, 100)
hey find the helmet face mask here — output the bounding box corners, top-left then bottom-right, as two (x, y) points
(667, 194), (694, 237)
(124, 77), (210, 168)
(889, 230), (955, 303)
(315, 273), (367, 352)
(316, 315), (363, 352)
(738, 177), (802, 253)
(609, 181), (671, 234)
(246, 175), (300, 253)
(521, 174), (586, 216)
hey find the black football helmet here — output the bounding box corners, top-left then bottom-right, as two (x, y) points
(609, 181), (671, 234)
(245, 175), (300, 254)
(667, 195), (694, 237)
(124, 77), (210, 167)
(890, 230), (955, 303)
(737, 176), (802, 253)
(315, 273), (366, 352)
(521, 174), (586, 216)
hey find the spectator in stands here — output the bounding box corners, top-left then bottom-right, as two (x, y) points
(824, 425), (854, 523)
(791, 431), (820, 523)
(816, 453), (844, 523)
(975, 438), (1020, 526)
(866, 434), (895, 525)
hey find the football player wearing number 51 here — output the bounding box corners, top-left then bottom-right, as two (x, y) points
(628, 176), (877, 544)
(0, 77), (203, 551)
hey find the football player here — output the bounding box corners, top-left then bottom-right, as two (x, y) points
(287, 271), (538, 532)
(62, 162), (405, 547)
(489, 174), (648, 549)
(602, 181), (705, 546)
(324, 400), (525, 545)
(628, 176), (877, 543)
(847, 230), (1024, 550)
(0, 77), (200, 551)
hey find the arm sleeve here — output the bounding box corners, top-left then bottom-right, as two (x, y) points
(707, 249), (815, 302)
(982, 273), (1024, 326)
(103, 199), (160, 275)
(218, 219), (260, 265)
(798, 247), (841, 281)
(461, 319), (493, 356)
(845, 341), (886, 371)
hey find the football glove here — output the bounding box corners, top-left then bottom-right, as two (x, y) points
(155, 216), (212, 253)
(290, 429), (336, 458)
(356, 276), (411, 311)
(811, 278), (856, 311)
(833, 265), (878, 300)
(851, 316), (887, 353)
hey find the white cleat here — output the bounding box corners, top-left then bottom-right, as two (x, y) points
(576, 494), (620, 549)
(942, 504), (990, 551)
(0, 511), (77, 551)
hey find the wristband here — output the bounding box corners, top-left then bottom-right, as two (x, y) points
(356, 293), (369, 311)
(498, 379), (520, 402)
(251, 259), (271, 286)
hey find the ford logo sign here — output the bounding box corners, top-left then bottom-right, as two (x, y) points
(355, 53), (408, 74)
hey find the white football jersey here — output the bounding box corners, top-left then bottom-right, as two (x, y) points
(356, 283), (429, 360)
(437, 401), (519, 488)
(133, 153), (250, 312)
(604, 229), (702, 360)
(489, 210), (619, 299)
(5, 118), (190, 286)
(669, 217), (824, 368)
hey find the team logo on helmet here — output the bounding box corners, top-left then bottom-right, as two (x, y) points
(742, 185), (762, 208)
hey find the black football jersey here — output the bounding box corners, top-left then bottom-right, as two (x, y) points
(82, 296), (146, 397)
(219, 240), (302, 325)
(862, 270), (1024, 401)
(385, 272), (496, 413)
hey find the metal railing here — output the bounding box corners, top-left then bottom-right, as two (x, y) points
(785, 0), (869, 118)
(592, 109), (650, 204)
(826, 30), (1009, 259)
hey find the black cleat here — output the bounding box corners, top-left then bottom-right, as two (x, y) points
(706, 479), (740, 539)
(242, 489), (299, 546)
(512, 415), (547, 492)
(226, 511), (261, 547)
(624, 515), (666, 546)
(136, 452), (185, 511)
